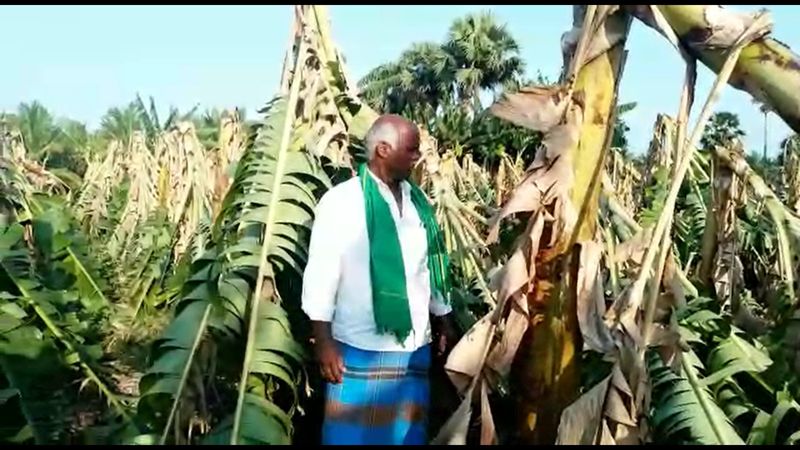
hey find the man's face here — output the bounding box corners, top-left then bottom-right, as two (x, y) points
(386, 128), (421, 180)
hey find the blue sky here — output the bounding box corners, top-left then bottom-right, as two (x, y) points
(2, 5), (799, 156)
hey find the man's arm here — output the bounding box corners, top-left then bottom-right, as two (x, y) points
(430, 291), (459, 359)
(310, 321), (344, 384)
(302, 193), (345, 384)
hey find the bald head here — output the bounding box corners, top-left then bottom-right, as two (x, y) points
(364, 114), (421, 182)
(365, 115), (419, 160)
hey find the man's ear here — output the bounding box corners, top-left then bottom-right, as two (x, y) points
(375, 141), (392, 159)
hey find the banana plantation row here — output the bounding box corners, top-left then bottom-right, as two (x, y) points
(1, 4), (799, 445)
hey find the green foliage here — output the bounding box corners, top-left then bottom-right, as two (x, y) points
(648, 349), (745, 444)
(652, 294), (800, 445)
(638, 164), (708, 269)
(611, 101), (637, 152)
(15, 102), (61, 162)
(360, 11), (525, 116)
(701, 111), (746, 150)
(136, 95), (327, 444)
(4, 8), (800, 446)
(99, 103), (143, 145)
(673, 184), (707, 267)
(429, 104), (541, 166)
(443, 11), (525, 106)
(358, 11), (532, 165)
(0, 197), (133, 444)
(639, 166), (670, 228)
(359, 42), (454, 123)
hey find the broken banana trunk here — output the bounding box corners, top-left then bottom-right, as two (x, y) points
(631, 5), (800, 133)
(485, 6), (632, 444)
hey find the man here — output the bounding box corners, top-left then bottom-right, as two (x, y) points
(301, 114), (458, 445)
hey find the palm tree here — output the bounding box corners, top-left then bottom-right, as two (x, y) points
(135, 95), (183, 142)
(359, 11), (525, 120)
(16, 101), (61, 163)
(443, 11), (525, 111)
(99, 103), (144, 147)
(700, 111), (746, 150)
(47, 118), (95, 176)
(191, 108), (229, 150)
(359, 42), (454, 123)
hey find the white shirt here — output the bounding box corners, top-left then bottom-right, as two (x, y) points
(301, 169), (451, 352)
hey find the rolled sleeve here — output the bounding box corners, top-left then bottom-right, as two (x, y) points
(301, 192), (342, 322)
(429, 290), (453, 316)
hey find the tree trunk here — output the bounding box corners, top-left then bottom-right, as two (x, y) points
(631, 5), (800, 133)
(505, 8), (632, 445)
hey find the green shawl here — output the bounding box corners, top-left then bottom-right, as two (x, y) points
(358, 164), (451, 344)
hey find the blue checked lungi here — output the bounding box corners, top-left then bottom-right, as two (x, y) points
(321, 342), (431, 445)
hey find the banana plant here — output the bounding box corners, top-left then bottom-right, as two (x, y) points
(647, 350), (744, 445)
(478, 6), (632, 443)
(0, 196), (132, 443)
(136, 5), (388, 444)
(136, 92), (329, 444)
(631, 5), (800, 134)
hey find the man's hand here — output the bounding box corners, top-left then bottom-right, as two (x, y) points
(311, 321), (345, 384)
(315, 338), (345, 384)
(432, 313), (459, 360)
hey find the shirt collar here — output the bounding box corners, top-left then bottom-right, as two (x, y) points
(366, 167), (410, 196)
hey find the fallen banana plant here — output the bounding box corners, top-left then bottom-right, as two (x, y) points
(137, 95), (327, 445)
(74, 140), (126, 235)
(137, 5), (390, 445)
(606, 146), (641, 214)
(630, 5), (800, 134)
(0, 198), (132, 443)
(713, 144), (800, 310)
(282, 5), (378, 169)
(107, 132), (159, 259)
(554, 11), (772, 445)
(435, 5), (633, 444)
(703, 142), (746, 309)
(211, 110), (246, 220)
(614, 8), (770, 332)
(416, 130), (493, 308)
